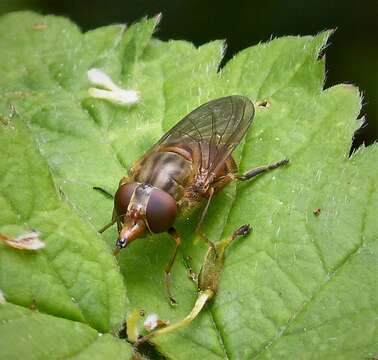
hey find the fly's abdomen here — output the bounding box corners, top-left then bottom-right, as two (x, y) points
(133, 151), (192, 199)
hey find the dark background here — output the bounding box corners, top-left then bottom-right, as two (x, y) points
(1, 0), (377, 151)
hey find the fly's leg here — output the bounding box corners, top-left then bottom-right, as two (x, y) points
(98, 209), (117, 234)
(136, 224), (251, 344)
(93, 186), (117, 233)
(195, 187), (217, 252)
(182, 254), (198, 283)
(236, 158), (289, 181)
(195, 187), (214, 236)
(98, 221), (116, 233)
(196, 230), (216, 250)
(198, 224), (251, 294)
(165, 227), (182, 306)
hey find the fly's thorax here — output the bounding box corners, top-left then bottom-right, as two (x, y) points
(114, 182), (177, 235)
(133, 151), (193, 200)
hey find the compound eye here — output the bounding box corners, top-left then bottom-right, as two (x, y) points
(146, 188), (177, 233)
(114, 182), (138, 218)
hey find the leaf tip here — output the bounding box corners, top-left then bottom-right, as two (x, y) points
(154, 13), (163, 26)
(340, 83), (356, 90)
(220, 39), (228, 59)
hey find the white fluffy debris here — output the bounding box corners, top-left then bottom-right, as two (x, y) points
(88, 88), (140, 105)
(88, 68), (119, 91)
(88, 68), (140, 106)
(0, 231), (45, 250)
(0, 289), (5, 304)
(143, 313), (170, 332)
(144, 313), (158, 331)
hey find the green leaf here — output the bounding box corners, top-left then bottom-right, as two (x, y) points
(0, 116), (127, 334)
(0, 11), (377, 360)
(0, 303), (133, 359)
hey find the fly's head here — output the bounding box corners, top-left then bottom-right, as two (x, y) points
(113, 182), (143, 254)
(113, 182), (177, 254)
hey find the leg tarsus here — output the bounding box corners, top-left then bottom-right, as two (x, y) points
(216, 224), (252, 257)
(237, 158), (289, 181)
(164, 272), (178, 306)
(233, 223), (252, 237)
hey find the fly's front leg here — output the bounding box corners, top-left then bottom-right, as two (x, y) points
(93, 186), (114, 199)
(98, 208), (117, 233)
(236, 158), (289, 181)
(93, 186), (117, 233)
(98, 221), (116, 233)
(165, 227), (181, 306)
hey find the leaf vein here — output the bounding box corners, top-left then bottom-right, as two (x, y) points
(252, 180), (375, 359)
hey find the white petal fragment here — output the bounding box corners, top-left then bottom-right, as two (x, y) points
(143, 313), (170, 332)
(0, 231), (45, 250)
(144, 313), (158, 331)
(87, 68), (119, 91)
(88, 87), (140, 106)
(0, 289), (5, 304)
(87, 68), (140, 106)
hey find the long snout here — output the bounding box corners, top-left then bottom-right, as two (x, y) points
(113, 220), (146, 255)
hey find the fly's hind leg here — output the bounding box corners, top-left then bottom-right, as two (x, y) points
(182, 254), (198, 283)
(198, 224), (251, 294)
(236, 158), (289, 181)
(136, 223), (251, 345)
(165, 227), (182, 306)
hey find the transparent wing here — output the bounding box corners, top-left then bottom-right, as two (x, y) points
(158, 95), (254, 175)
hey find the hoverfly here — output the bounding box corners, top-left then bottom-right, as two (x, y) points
(99, 95), (288, 304)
